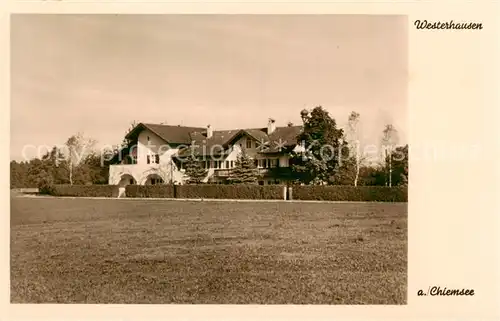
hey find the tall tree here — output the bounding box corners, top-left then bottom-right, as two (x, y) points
(381, 124), (399, 187)
(65, 133), (96, 185)
(10, 161), (27, 188)
(228, 151), (258, 184)
(346, 111), (364, 186)
(183, 155), (208, 184)
(290, 106), (345, 185)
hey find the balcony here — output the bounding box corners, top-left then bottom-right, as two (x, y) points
(212, 167), (292, 178)
(213, 169), (232, 177)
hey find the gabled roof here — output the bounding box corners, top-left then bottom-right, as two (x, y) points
(266, 126), (304, 153)
(178, 125), (303, 157)
(123, 121), (303, 157)
(126, 123), (205, 145)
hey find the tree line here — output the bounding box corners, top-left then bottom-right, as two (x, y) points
(11, 107), (408, 188)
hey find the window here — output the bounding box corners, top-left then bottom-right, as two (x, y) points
(246, 138), (252, 149)
(268, 180), (273, 185)
(130, 179), (135, 185)
(258, 180), (264, 186)
(258, 159), (264, 168)
(147, 136), (150, 141)
(148, 154), (159, 164)
(151, 178), (163, 185)
(254, 159), (258, 167)
(218, 161), (222, 169)
(225, 161), (229, 168)
(270, 159), (277, 168)
(230, 161), (234, 168)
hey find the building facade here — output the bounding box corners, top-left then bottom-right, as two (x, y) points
(108, 119), (302, 187)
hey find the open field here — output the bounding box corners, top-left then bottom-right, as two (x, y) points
(11, 197), (407, 304)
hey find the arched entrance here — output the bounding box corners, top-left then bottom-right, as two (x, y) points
(144, 173), (164, 185)
(118, 174), (137, 187)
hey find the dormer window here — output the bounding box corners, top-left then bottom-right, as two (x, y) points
(246, 138), (252, 149)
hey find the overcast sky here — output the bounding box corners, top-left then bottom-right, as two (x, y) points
(11, 14), (408, 161)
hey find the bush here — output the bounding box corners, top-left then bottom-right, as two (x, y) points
(291, 186), (407, 202)
(177, 184), (284, 200)
(125, 185), (175, 198)
(51, 184), (119, 197)
(37, 175), (55, 195)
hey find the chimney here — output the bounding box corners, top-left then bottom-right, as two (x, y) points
(206, 124), (213, 139)
(267, 118), (276, 134)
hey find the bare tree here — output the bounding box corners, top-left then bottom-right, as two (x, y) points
(65, 132), (97, 185)
(346, 111), (363, 186)
(381, 124), (399, 187)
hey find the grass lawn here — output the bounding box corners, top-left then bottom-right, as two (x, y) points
(10, 197), (407, 304)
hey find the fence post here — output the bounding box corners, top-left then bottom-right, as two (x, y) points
(283, 185), (287, 200)
(287, 186), (293, 200)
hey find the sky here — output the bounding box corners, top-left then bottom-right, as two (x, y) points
(11, 14), (408, 161)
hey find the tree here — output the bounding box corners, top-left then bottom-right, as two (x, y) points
(228, 151), (259, 184)
(36, 169), (55, 195)
(290, 106), (345, 185)
(183, 155), (208, 184)
(381, 124), (399, 187)
(345, 111), (365, 186)
(41, 146), (70, 184)
(331, 154), (356, 185)
(65, 133), (96, 185)
(389, 144), (408, 186)
(356, 164), (387, 186)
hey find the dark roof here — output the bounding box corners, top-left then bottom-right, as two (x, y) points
(178, 125), (303, 157)
(126, 123), (205, 145)
(124, 122), (302, 157)
(266, 126), (303, 153)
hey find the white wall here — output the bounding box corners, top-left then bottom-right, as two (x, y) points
(202, 134), (291, 169)
(137, 129), (180, 165)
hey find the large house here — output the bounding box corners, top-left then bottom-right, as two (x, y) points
(108, 119), (303, 187)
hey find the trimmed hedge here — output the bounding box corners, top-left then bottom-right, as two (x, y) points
(291, 186), (407, 202)
(125, 184), (284, 199)
(176, 184), (284, 200)
(50, 184), (119, 197)
(125, 185), (175, 198)
(47, 184), (407, 202)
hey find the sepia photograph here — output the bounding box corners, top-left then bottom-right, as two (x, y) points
(10, 14), (408, 304)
